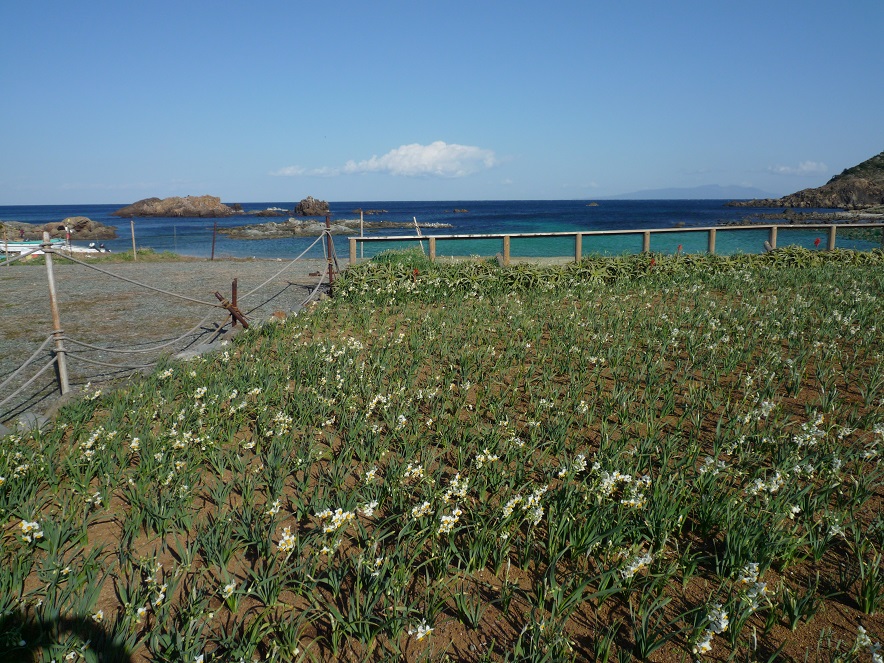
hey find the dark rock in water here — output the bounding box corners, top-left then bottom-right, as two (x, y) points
(221, 217), (454, 239)
(113, 195), (236, 217)
(250, 208), (291, 217)
(294, 196), (330, 216)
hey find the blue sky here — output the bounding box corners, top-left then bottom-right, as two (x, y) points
(2, 1), (883, 204)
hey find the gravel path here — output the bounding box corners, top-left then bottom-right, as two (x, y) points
(0, 257), (331, 423)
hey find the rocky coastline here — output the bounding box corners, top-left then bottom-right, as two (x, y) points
(728, 150), (884, 210)
(220, 218), (453, 239)
(719, 209), (884, 226)
(1, 217), (118, 241)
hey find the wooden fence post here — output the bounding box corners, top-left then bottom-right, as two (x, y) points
(575, 233), (582, 262)
(769, 226), (778, 250)
(828, 225), (837, 250)
(349, 238), (357, 266)
(429, 237), (436, 262)
(131, 218), (137, 260)
(708, 228), (717, 255)
(325, 216), (335, 288)
(643, 231), (651, 253)
(43, 232), (69, 395)
(503, 235), (511, 266)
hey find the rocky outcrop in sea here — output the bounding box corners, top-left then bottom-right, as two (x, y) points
(220, 218), (453, 239)
(113, 195), (237, 218)
(294, 196), (330, 216)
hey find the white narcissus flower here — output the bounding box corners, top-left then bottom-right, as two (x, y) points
(408, 618), (433, 641)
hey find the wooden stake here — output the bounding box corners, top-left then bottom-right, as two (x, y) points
(130, 218), (137, 261)
(43, 232), (69, 394)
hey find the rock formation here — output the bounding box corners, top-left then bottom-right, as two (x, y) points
(112, 195), (237, 217)
(729, 150), (884, 209)
(2, 217), (117, 241)
(220, 218), (453, 239)
(294, 196), (330, 217)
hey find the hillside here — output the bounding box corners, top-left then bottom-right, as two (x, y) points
(730, 150), (884, 209)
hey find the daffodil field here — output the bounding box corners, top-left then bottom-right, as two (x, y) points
(2, 248), (883, 662)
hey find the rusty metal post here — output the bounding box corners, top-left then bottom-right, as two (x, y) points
(214, 290), (250, 329)
(325, 216), (335, 289)
(43, 232), (69, 394)
(231, 278), (239, 326)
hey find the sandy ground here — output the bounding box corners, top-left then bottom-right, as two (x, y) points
(0, 257), (331, 423)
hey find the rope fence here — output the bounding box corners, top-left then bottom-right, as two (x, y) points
(0, 231), (335, 422)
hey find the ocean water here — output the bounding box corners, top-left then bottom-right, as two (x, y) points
(0, 200), (872, 260)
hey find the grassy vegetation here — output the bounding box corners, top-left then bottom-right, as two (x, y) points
(835, 150), (884, 182)
(2, 248), (195, 267)
(1, 248), (883, 662)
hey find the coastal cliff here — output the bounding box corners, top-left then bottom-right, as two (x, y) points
(730, 150), (884, 209)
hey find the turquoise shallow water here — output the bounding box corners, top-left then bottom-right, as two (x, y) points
(1, 200), (878, 259)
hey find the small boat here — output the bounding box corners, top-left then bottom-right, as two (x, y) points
(1, 239), (104, 256)
(1, 239), (66, 255)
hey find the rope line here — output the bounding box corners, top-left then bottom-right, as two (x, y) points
(299, 269), (328, 308)
(239, 231), (328, 300)
(62, 309), (220, 354)
(0, 335), (55, 393)
(45, 250), (220, 307)
(0, 357), (58, 410)
(64, 353), (157, 370)
(4, 238), (340, 414)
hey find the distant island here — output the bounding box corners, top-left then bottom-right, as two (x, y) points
(728, 150), (884, 210)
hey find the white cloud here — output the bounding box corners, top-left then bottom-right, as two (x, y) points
(345, 141), (497, 177)
(271, 141), (497, 179)
(768, 160), (828, 176)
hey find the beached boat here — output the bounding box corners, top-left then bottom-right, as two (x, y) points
(1, 240), (104, 256)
